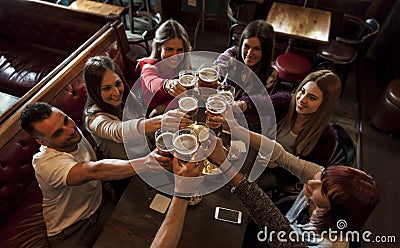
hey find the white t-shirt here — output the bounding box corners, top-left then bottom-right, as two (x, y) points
(32, 135), (102, 236)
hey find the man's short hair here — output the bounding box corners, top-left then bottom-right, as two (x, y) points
(20, 102), (53, 136)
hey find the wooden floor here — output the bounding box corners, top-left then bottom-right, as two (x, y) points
(190, 27), (400, 247)
(358, 59), (400, 248)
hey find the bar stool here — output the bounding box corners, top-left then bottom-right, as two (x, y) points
(371, 79), (400, 135)
(275, 53), (311, 88)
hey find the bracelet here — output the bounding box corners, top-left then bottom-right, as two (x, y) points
(174, 195), (190, 201)
(173, 191), (191, 201)
(162, 79), (169, 94)
(230, 173), (247, 194)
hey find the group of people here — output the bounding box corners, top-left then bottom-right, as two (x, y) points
(20, 17), (379, 248)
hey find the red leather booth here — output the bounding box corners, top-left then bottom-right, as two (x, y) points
(0, 1), (137, 247)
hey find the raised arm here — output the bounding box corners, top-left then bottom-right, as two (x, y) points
(66, 150), (172, 185)
(141, 64), (173, 109)
(224, 106), (323, 182)
(206, 140), (307, 248)
(151, 157), (204, 248)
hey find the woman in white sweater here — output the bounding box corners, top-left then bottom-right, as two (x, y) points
(83, 56), (190, 196)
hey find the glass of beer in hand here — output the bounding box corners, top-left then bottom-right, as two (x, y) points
(178, 96), (198, 125)
(179, 70), (197, 92)
(155, 129), (174, 158)
(172, 129), (199, 166)
(205, 95), (227, 129)
(217, 84), (235, 104)
(198, 66), (220, 89)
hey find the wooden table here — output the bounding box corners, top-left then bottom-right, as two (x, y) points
(0, 92), (20, 116)
(93, 175), (250, 248)
(70, 0), (126, 17)
(266, 2), (331, 44)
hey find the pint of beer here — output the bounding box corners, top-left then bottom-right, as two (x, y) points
(178, 70), (197, 90)
(217, 84), (235, 104)
(178, 96), (198, 125)
(155, 129), (174, 158)
(172, 129), (199, 166)
(198, 67), (219, 89)
(205, 96), (227, 129)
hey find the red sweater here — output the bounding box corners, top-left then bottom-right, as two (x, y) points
(140, 59), (174, 110)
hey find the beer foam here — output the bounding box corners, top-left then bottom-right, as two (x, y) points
(179, 97), (198, 112)
(218, 91), (234, 104)
(156, 132), (174, 151)
(199, 68), (218, 82)
(173, 134), (198, 154)
(206, 99), (226, 114)
(179, 75), (196, 87)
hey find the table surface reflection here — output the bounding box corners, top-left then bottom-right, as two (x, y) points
(0, 92), (19, 116)
(93, 174), (249, 248)
(266, 2), (331, 44)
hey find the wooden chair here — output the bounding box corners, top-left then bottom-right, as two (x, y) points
(316, 15), (380, 94)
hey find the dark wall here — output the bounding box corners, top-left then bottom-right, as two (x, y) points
(367, 0), (400, 92)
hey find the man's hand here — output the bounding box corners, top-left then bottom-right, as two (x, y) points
(144, 149), (173, 171)
(161, 109), (192, 131)
(173, 157), (204, 195)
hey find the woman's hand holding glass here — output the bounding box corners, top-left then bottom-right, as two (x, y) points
(164, 79), (186, 97)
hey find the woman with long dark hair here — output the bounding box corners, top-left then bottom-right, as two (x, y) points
(215, 20), (277, 96)
(83, 56), (190, 196)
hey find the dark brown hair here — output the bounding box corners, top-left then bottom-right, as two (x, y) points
(83, 56), (130, 120)
(238, 20), (275, 84)
(20, 102), (53, 137)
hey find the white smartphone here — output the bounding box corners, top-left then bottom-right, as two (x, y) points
(214, 207), (242, 224)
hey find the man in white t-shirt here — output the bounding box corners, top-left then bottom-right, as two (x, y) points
(20, 102), (172, 247)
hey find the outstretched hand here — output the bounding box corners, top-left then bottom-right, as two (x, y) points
(173, 157), (204, 195)
(144, 149), (173, 171)
(165, 79), (186, 97)
(161, 109), (192, 131)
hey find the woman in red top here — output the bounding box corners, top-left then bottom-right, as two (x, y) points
(140, 19), (192, 115)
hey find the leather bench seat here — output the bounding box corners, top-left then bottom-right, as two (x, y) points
(0, 1), (137, 246)
(0, 39), (67, 97)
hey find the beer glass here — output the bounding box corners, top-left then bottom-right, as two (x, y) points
(191, 123), (209, 145)
(216, 84), (235, 104)
(178, 70), (197, 91)
(172, 129), (199, 166)
(155, 129), (174, 158)
(205, 95), (227, 129)
(178, 96), (198, 125)
(198, 66), (220, 90)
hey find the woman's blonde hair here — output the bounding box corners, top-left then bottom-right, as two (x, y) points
(277, 70), (341, 156)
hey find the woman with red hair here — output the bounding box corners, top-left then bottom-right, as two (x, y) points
(207, 110), (379, 247)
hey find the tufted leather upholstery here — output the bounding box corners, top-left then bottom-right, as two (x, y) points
(0, 1), (136, 246)
(0, 1), (104, 97)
